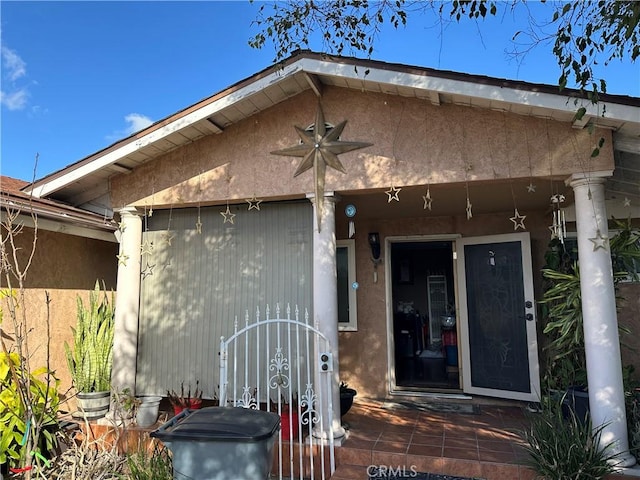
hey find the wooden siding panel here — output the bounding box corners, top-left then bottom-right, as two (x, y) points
(136, 201), (312, 398)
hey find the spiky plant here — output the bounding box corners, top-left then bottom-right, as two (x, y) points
(64, 280), (115, 392)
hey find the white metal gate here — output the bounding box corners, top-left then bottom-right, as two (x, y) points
(219, 304), (336, 480)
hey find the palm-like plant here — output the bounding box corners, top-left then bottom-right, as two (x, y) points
(540, 217), (640, 393)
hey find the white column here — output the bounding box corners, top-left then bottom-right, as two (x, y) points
(308, 192), (345, 440)
(569, 173), (635, 467)
(111, 207), (142, 393)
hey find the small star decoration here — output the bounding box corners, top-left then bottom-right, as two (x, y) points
(221, 205), (236, 224)
(527, 182), (536, 193)
(386, 186), (401, 203)
(141, 262), (156, 279)
(510, 208), (527, 231)
(422, 187), (432, 210)
(140, 239), (154, 256)
(195, 217), (203, 234)
(589, 229), (608, 252)
(623, 197), (631, 208)
(118, 220), (127, 233)
(271, 103), (372, 231)
(466, 198), (473, 220)
(116, 252), (129, 266)
(163, 231), (175, 246)
(246, 195), (262, 211)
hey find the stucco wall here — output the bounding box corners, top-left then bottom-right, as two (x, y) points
(1, 226), (118, 412)
(111, 87), (614, 210)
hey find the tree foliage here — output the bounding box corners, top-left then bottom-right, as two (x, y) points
(249, 0), (639, 100)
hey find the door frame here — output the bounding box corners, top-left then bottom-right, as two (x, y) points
(384, 234), (462, 396)
(455, 232), (541, 402)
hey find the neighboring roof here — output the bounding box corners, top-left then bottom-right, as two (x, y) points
(1, 176), (117, 242)
(23, 50), (640, 215)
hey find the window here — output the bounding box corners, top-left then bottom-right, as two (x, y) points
(337, 239), (358, 331)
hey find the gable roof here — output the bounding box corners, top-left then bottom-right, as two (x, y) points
(23, 50), (640, 216)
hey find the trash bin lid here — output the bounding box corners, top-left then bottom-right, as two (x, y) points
(151, 407), (280, 442)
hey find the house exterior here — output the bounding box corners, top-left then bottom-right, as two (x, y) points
(20, 51), (640, 462)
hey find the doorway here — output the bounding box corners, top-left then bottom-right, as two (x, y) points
(390, 240), (460, 391)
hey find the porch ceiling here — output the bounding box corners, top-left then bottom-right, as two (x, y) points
(336, 178), (570, 221)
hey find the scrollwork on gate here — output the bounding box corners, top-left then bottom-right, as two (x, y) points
(269, 346), (290, 389)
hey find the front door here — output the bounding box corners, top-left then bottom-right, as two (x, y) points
(456, 233), (540, 402)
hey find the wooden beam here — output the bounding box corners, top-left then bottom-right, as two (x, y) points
(304, 72), (323, 97)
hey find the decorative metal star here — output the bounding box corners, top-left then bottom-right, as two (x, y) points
(271, 104), (372, 231)
(116, 252), (129, 266)
(148, 207), (154, 217)
(195, 217), (203, 234)
(221, 205), (236, 224)
(422, 187), (432, 210)
(118, 220), (127, 233)
(466, 198), (473, 220)
(510, 208), (527, 231)
(623, 197), (631, 208)
(163, 231), (175, 246)
(140, 239), (154, 256)
(589, 229), (608, 251)
(246, 195), (262, 211)
(386, 186), (401, 203)
(526, 182), (536, 193)
(141, 262), (155, 279)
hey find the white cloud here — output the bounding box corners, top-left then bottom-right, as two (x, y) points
(1, 46), (26, 81)
(124, 113), (154, 134)
(106, 113), (154, 142)
(0, 88), (28, 111)
(1, 46), (29, 111)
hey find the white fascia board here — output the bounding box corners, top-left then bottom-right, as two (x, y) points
(0, 212), (118, 243)
(27, 61), (306, 199)
(300, 58), (640, 125)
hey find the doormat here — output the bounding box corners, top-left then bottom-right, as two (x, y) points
(381, 401), (481, 415)
(369, 473), (484, 480)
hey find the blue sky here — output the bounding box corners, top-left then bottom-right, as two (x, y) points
(2, 1), (639, 183)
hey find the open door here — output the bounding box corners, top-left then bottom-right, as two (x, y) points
(456, 233), (540, 402)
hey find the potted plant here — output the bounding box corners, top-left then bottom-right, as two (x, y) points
(64, 279), (115, 420)
(168, 381), (204, 415)
(340, 382), (357, 417)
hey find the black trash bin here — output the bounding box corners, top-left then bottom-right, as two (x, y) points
(151, 406), (280, 480)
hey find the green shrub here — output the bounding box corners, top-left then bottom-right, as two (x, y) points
(125, 441), (173, 480)
(522, 394), (617, 480)
(0, 351), (60, 468)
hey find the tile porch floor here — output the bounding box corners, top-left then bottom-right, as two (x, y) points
(330, 398), (633, 480)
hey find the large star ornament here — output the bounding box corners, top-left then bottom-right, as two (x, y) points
(271, 104), (372, 231)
